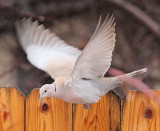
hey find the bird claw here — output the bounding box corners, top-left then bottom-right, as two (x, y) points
(83, 104), (92, 110)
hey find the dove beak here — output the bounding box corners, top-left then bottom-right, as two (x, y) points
(40, 96), (43, 102)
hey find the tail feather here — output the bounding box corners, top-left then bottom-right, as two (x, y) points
(119, 68), (147, 78)
(108, 68), (147, 98)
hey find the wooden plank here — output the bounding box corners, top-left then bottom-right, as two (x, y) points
(73, 103), (97, 131)
(0, 88), (25, 131)
(108, 91), (121, 131)
(73, 91), (120, 131)
(122, 90), (160, 131)
(26, 88), (72, 131)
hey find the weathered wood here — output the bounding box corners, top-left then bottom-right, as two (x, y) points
(109, 91), (121, 131)
(1, 88), (160, 130)
(73, 91), (120, 131)
(26, 88), (72, 131)
(122, 90), (160, 131)
(0, 88), (25, 131)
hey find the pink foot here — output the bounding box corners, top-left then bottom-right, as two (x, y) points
(83, 104), (92, 110)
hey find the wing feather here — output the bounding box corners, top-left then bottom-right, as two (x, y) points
(68, 15), (116, 80)
(16, 18), (81, 79)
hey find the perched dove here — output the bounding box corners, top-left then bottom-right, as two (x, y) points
(16, 15), (147, 109)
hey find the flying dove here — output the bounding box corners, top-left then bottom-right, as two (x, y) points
(16, 15), (147, 109)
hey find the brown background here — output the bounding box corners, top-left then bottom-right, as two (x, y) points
(0, 0), (159, 96)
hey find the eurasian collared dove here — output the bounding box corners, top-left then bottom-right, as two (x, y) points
(16, 15), (147, 109)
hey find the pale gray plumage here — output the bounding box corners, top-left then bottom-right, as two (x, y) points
(68, 15), (116, 80)
(16, 18), (81, 79)
(16, 15), (147, 109)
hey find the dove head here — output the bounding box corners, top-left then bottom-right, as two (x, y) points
(39, 83), (63, 102)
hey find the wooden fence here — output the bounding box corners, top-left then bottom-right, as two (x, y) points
(0, 87), (160, 131)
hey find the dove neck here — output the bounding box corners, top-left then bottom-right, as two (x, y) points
(53, 77), (66, 98)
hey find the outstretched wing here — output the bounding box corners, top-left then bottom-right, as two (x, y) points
(16, 18), (81, 79)
(67, 15), (116, 81)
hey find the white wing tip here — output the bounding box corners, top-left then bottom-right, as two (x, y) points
(141, 68), (147, 73)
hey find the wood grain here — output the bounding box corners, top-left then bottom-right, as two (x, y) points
(0, 88), (25, 131)
(122, 90), (160, 131)
(26, 88), (72, 131)
(108, 91), (121, 131)
(1, 88), (160, 131)
(73, 91), (120, 131)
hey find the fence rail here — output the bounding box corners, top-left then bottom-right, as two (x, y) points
(0, 87), (159, 131)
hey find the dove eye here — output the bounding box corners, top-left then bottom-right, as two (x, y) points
(44, 90), (47, 93)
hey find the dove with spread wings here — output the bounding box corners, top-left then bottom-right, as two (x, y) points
(16, 15), (147, 109)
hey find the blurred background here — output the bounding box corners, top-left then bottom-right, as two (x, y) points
(0, 0), (159, 96)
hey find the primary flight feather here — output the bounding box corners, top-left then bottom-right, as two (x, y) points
(16, 18), (81, 79)
(16, 15), (147, 109)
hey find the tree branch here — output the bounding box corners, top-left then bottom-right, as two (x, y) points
(107, 0), (160, 39)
